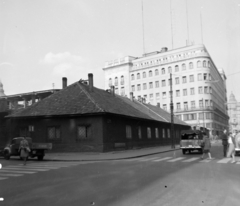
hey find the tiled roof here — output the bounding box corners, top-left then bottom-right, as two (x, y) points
(7, 81), (189, 126)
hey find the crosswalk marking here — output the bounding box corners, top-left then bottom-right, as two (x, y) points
(167, 157), (186, 162)
(199, 158), (215, 163)
(153, 157), (172, 162)
(4, 166), (50, 171)
(0, 169), (36, 174)
(139, 157), (160, 162)
(0, 177), (8, 180)
(0, 173), (23, 177)
(182, 157), (199, 162)
(217, 158), (232, 163)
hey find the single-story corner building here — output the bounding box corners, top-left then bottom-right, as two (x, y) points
(5, 74), (190, 152)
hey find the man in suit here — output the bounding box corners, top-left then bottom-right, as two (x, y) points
(221, 129), (228, 157)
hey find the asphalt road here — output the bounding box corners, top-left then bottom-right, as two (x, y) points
(0, 143), (239, 206)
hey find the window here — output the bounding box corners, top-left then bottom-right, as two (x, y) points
(155, 128), (159, 138)
(155, 69), (159, 76)
(155, 81), (159, 88)
(162, 68), (165, 74)
(199, 100), (203, 108)
(184, 102), (188, 110)
(162, 92), (166, 99)
(203, 60), (207, 67)
(208, 61), (211, 68)
(175, 77), (179, 84)
(204, 86), (208, 94)
(182, 76), (187, 83)
(203, 73), (208, 80)
(199, 113), (204, 120)
(190, 88), (195, 95)
(188, 113), (197, 120)
(120, 87), (125, 96)
(197, 60), (201, 67)
(191, 101), (195, 108)
(162, 128), (165, 138)
(109, 78), (112, 86)
(198, 86), (203, 94)
(209, 87), (212, 93)
(138, 126), (142, 139)
(121, 76), (124, 85)
(126, 125), (132, 139)
(149, 70), (152, 77)
(137, 73), (140, 79)
(149, 82), (153, 89)
(143, 83), (147, 90)
(198, 73), (202, 81)
(149, 94), (153, 99)
(175, 65), (179, 72)
(131, 74), (134, 81)
(115, 77), (118, 86)
(167, 129), (170, 138)
(176, 115), (182, 120)
(176, 90), (180, 97)
(205, 100), (209, 107)
(77, 125), (91, 140)
(209, 74), (212, 81)
(147, 127), (151, 138)
(190, 75), (194, 82)
(206, 113), (211, 119)
(182, 63), (186, 70)
(183, 89), (187, 96)
(177, 103), (181, 110)
(163, 104), (167, 110)
(48, 126), (61, 140)
(137, 84), (141, 91)
(131, 85), (135, 92)
(189, 62), (193, 69)
(143, 72), (146, 78)
(162, 80), (166, 87)
(156, 93), (160, 99)
(168, 67), (172, 73)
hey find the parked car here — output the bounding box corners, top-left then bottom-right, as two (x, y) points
(180, 130), (204, 154)
(3, 137), (52, 160)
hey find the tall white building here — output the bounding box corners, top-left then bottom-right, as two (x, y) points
(228, 92), (240, 132)
(103, 44), (229, 136)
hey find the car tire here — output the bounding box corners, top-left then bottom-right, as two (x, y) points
(4, 150), (10, 160)
(37, 155), (44, 161)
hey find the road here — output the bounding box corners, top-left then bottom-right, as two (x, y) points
(0, 143), (239, 206)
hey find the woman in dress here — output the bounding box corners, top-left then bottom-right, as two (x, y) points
(227, 132), (236, 163)
(18, 137), (30, 165)
(201, 132), (212, 160)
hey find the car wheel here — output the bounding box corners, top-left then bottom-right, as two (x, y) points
(37, 155), (44, 161)
(4, 150), (10, 160)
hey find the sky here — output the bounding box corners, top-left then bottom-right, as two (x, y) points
(0, 0), (240, 101)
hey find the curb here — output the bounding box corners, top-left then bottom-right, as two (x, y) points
(44, 148), (180, 162)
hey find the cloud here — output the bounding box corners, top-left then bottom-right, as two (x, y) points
(41, 52), (83, 65)
(52, 63), (72, 76)
(0, 62), (14, 67)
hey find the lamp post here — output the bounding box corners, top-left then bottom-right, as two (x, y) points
(170, 73), (175, 149)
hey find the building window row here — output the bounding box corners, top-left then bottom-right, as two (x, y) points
(109, 76), (125, 87)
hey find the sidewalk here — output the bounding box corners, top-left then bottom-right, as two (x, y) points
(44, 145), (180, 162)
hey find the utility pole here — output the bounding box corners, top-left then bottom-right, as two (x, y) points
(170, 73), (175, 149)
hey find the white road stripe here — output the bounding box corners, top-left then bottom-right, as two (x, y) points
(167, 157), (186, 162)
(217, 158), (232, 163)
(138, 157), (160, 162)
(182, 157), (200, 162)
(4, 166), (49, 171)
(199, 158), (215, 163)
(0, 177), (8, 180)
(152, 157), (172, 162)
(0, 173), (23, 177)
(0, 170), (36, 174)
(126, 158), (146, 161)
(15, 165), (60, 169)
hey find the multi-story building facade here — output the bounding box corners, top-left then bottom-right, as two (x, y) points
(103, 44), (229, 136)
(228, 92), (240, 132)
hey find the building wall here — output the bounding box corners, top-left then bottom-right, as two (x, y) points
(103, 44), (229, 136)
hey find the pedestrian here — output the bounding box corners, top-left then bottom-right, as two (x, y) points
(227, 132), (236, 163)
(18, 137), (30, 165)
(221, 129), (228, 157)
(201, 132), (212, 160)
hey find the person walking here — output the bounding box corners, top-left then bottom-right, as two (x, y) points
(201, 132), (212, 160)
(18, 137), (30, 165)
(222, 129), (228, 157)
(227, 132), (236, 163)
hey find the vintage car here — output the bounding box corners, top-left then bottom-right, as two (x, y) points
(3, 137), (52, 160)
(180, 130), (204, 154)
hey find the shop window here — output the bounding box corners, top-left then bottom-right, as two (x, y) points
(48, 126), (61, 141)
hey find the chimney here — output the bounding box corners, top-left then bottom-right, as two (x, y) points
(157, 103), (160, 108)
(62, 77), (67, 89)
(88, 73), (93, 92)
(110, 86), (115, 96)
(130, 92), (134, 101)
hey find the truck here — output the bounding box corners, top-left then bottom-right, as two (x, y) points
(180, 130), (204, 154)
(2, 137), (52, 161)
